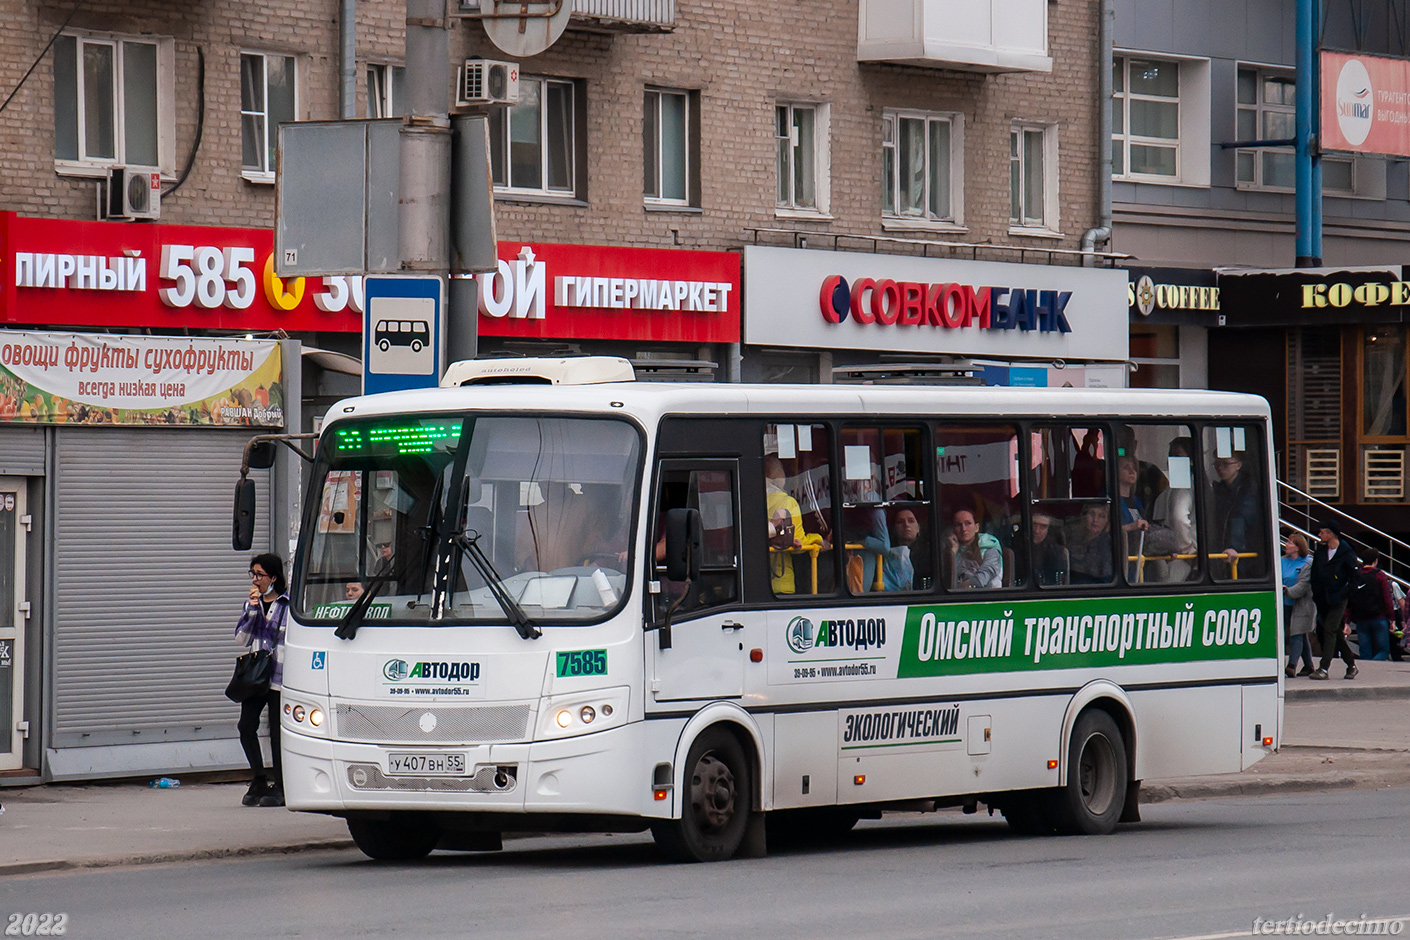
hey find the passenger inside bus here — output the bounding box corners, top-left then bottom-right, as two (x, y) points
(1208, 447), (1264, 579)
(1150, 436), (1198, 582)
(1030, 511), (1069, 586)
(851, 506), (926, 592)
(1068, 503), (1115, 584)
(943, 509), (1003, 589)
(765, 455), (805, 594)
(763, 425), (835, 595)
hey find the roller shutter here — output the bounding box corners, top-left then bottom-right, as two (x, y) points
(52, 428), (272, 743)
(0, 427), (46, 475)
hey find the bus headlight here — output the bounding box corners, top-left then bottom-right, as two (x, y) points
(281, 697), (329, 736)
(538, 687), (630, 740)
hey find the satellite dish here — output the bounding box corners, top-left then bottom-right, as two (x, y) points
(482, 0), (573, 58)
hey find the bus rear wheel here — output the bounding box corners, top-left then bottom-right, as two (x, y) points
(1051, 710), (1128, 835)
(651, 728), (752, 862)
(347, 815), (441, 861)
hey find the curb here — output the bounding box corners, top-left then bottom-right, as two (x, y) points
(0, 838), (356, 878)
(1142, 769), (1409, 804)
(1286, 685), (1410, 702)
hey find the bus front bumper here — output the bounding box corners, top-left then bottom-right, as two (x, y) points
(279, 719), (668, 819)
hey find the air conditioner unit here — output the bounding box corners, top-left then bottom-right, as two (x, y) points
(106, 166), (161, 221)
(456, 59), (519, 107)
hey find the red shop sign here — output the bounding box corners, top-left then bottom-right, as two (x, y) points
(0, 212), (362, 332)
(475, 242), (741, 343)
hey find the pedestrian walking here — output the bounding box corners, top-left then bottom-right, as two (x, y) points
(1346, 548), (1397, 662)
(235, 553), (289, 807)
(1308, 521), (1359, 680)
(1281, 533), (1315, 677)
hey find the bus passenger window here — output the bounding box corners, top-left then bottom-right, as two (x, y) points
(1117, 424), (1199, 585)
(839, 427), (929, 594)
(936, 424), (1019, 589)
(763, 424), (835, 596)
(1202, 426), (1268, 581)
(1031, 426), (1113, 588)
(653, 467), (740, 619)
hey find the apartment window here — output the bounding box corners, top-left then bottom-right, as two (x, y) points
(776, 103), (829, 213)
(53, 33), (169, 172)
(241, 52), (297, 180)
(882, 110), (960, 224)
(1010, 123), (1057, 230)
(644, 88), (697, 206)
(1236, 67), (1353, 194)
(490, 77), (576, 196)
(367, 64), (404, 119)
(1112, 57), (1180, 180)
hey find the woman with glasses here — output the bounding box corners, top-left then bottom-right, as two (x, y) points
(235, 553), (289, 807)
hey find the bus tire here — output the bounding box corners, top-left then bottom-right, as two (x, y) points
(651, 727), (752, 862)
(1050, 709), (1128, 835)
(346, 816), (441, 861)
(999, 791), (1054, 835)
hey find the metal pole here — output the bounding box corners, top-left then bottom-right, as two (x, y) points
(399, 0), (451, 275)
(340, 0), (356, 120)
(1098, 0), (1113, 234)
(1295, 0), (1322, 266)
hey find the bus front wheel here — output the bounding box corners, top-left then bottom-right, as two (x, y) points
(651, 728), (752, 862)
(347, 816), (441, 861)
(1050, 709), (1128, 835)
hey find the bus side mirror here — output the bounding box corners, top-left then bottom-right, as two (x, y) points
(664, 508), (702, 582)
(233, 477), (257, 551)
(246, 441), (278, 470)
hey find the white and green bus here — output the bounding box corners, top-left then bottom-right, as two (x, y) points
(242, 357), (1281, 862)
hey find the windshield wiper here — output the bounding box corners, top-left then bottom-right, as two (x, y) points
(454, 530), (540, 640)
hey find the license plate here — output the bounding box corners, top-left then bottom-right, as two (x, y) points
(387, 752), (467, 776)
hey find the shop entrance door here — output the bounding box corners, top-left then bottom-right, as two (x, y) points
(0, 479), (28, 771)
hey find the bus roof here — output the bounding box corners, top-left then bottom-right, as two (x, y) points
(322, 381), (1271, 431)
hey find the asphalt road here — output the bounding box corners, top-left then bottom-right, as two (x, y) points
(3, 788), (1407, 940)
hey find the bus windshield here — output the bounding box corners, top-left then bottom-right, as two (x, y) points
(297, 413), (641, 626)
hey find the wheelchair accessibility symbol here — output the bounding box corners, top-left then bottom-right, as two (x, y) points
(311, 651), (326, 670)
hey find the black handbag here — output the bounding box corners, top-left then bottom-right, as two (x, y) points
(225, 648), (274, 703)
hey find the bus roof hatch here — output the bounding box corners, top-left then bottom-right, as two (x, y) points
(440, 356), (637, 387)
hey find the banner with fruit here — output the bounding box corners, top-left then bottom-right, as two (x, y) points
(0, 331), (284, 427)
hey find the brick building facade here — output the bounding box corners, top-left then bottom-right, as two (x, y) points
(2, 1), (1105, 248)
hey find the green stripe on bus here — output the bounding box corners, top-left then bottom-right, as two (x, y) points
(898, 591), (1278, 678)
(841, 738), (963, 750)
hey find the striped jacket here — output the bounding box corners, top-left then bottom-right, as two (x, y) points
(235, 593), (289, 690)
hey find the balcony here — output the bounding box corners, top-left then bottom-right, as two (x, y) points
(857, 0), (1051, 73)
(570, 0), (674, 33)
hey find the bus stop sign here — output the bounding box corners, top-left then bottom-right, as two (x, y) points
(363, 276), (446, 395)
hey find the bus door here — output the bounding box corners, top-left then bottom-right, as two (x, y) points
(649, 461), (751, 702)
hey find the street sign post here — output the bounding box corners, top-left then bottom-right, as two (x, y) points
(363, 275), (446, 395)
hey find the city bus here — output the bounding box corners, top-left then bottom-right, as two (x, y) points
(239, 357), (1281, 862)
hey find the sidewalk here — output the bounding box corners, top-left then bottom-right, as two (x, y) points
(1, 660), (1406, 875)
